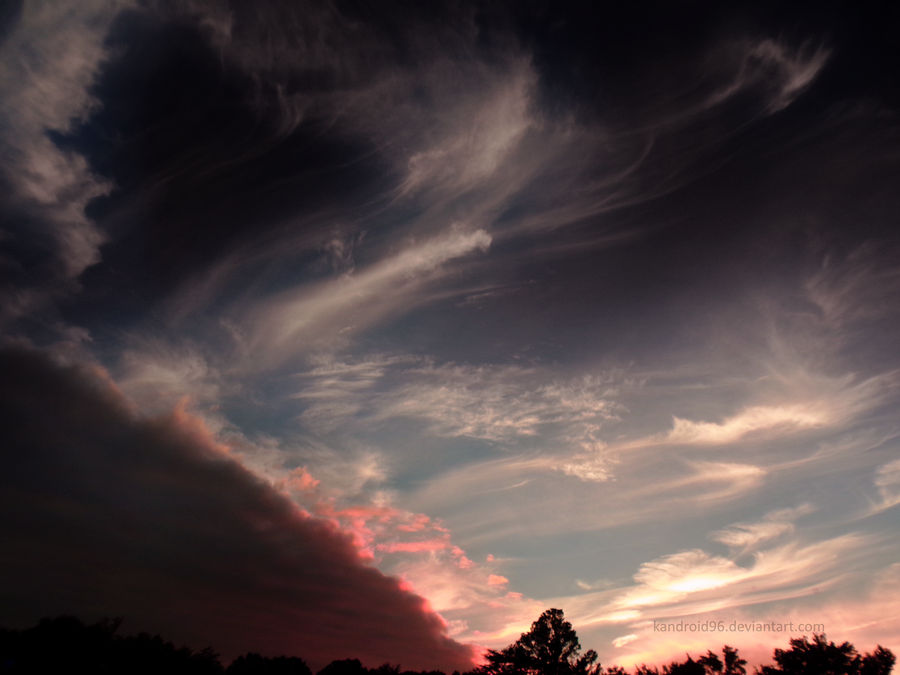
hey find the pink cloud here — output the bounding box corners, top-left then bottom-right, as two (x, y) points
(378, 539), (451, 553)
(488, 574), (510, 586)
(283, 466), (320, 492)
(398, 513), (432, 532)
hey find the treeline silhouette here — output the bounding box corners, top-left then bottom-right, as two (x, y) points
(480, 609), (894, 675)
(0, 612), (894, 675)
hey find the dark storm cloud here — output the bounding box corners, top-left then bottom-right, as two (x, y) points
(0, 344), (475, 671)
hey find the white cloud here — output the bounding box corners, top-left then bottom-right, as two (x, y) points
(747, 40), (830, 112)
(873, 458), (900, 512)
(117, 343), (224, 413)
(641, 461), (767, 502)
(242, 227), (491, 367)
(711, 520), (793, 550)
(399, 66), (535, 197)
(545, 533), (870, 642)
(612, 366), (895, 456)
(367, 366), (620, 443)
(0, 2), (123, 284)
(711, 503), (815, 551)
(706, 39), (830, 114)
(664, 404), (827, 446)
(612, 634), (639, 648)
(806, 243), (900, 329)
(616, 534), (867, 615)
(293, 356), (625, 486)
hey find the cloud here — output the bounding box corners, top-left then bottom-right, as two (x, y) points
(378, 540), (451, 554)
(710, 504), (815, 551)
(116, 341), (224, 413)
(589, 556), (900, 671)
(634, 461), (767, 503)
(605, 400), (839, 457)
(806, 242), (900, 330)
(609, 365), (896, 457)
(399, 66), (535, 198)
(0, 2), (119, 321)
(706, 39), (830, 114)
(872, 458), (900, 513)
(664, 405), (827, 445)
(547, 532), (872, 656)
(612, 634), (639, 648)
(242, 228), (491, 368)
(0, 345), (475, 671)
(294, 356), (623, 479)
(745, 40), (830, 112)
(366, 365), (620, 443)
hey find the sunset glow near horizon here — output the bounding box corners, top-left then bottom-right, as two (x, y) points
(1, 1), (900, 671)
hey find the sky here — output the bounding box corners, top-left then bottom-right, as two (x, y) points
(1, 0), (900, 671)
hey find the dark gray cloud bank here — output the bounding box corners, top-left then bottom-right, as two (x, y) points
(0, 345), (474, 670)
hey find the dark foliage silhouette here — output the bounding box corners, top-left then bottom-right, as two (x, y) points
(0, 615), (222, 674)
(318, 659), (370, 675)
(757, 634), (895, 675)
(479, 609), (600, 675)
(722, 646), (747, 675)
(663, 655), (705, 675)
(227, 652), (312, 675)
(0, 615), (894, 675)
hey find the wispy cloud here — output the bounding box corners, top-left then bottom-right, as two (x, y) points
(664, 405), (827, 445)
(710, 504), (816, 551)
(364, 365), (621, 444)
(0, 2), (122, 321)
(806, 242), (900, 330)
(573, 532), (870, 627)
(294, 355), (622, 443)
(398, 66), (536, 198)
(705, 39), (830, 114)
(872, 458), (900, 513)
(587, 551), (898, 670)
(236, 228), (491, 367)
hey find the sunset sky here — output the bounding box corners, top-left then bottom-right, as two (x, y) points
(2, 0), (900, 670)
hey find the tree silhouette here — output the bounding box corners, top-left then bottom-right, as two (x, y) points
(479, 609), (600, 675)
(861, 647), (896, 675)
(693, 646), (746, 675)
(632, 666), (659, 675)
(227, 652), (312, 675)
(722, 647), (746, 675)
(663, 656), (705, 675)
(758, 634), (894, 675)
(698, 651), (723, 674)
(0, 615), (223, 674)
(318, 659), (369, 675)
